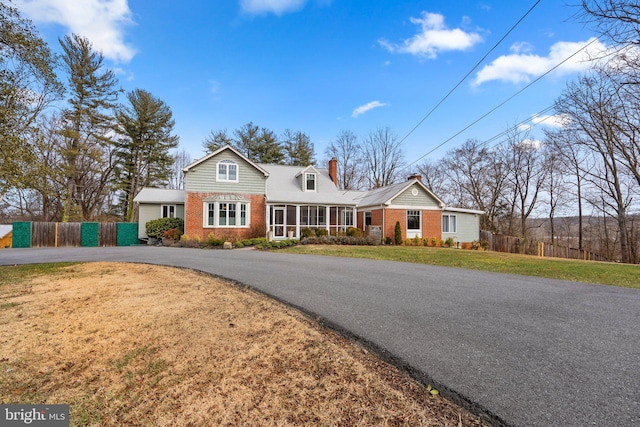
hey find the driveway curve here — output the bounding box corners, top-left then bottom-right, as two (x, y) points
(1, 247), (639, 427)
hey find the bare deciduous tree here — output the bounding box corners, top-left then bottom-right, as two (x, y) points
(501, 127), (546, 238)
(441, 139), (508, 231)
(555, 68), (637, 263)
(362, 127), (403, 189)
(324, 130), (364, 190)
(169, 149), (191, 190)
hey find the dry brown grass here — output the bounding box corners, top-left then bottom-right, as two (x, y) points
(0, 262), (487, 426)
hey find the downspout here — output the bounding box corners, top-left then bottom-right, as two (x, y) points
(382, 204), (385, 242)
(265, 196), (270, 240)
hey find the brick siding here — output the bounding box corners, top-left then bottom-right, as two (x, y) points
(185, 192), (266, 241)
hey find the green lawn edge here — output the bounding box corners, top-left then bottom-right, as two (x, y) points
(282, 245), (640, 289)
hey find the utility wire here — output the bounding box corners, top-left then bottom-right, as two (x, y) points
(397, 0), (543, 147)
(405, 37), (600, 169)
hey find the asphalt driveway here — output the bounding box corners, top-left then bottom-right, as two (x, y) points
(1, 246), (638, 426)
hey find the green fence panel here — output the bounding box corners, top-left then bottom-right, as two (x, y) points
(12, 222), (31, 248)
(81, 222), (99, 247)
(117, 223), (139, 246)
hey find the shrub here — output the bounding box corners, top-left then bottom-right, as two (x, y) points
(431, 237), (437, 247)
(146, 217), (184, 239)
(413, 236), (421, 246)
(163, 227), (182, 241)
(302, 235), (379, 246)
(346, 227), (362, 237)
(300, 227), (313, 238)
(207, 233), (224, 247)
(315, 228), (328, 237)
(250, 237), (268, 246)
(394, 221), (402, 245)
(233, 241), (244, 248)
(444, 237), (454, 247)
(384, 236), (393, 245)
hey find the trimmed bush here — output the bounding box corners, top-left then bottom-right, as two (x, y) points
(146, 217), (184, 239)
(394, 221), (402, 245)
(302, 235), (379, 246)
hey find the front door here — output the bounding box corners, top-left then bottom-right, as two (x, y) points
(273, 207), (285, 238)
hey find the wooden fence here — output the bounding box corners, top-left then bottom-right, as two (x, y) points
(535, 241), (608, 262)
(12, 221), (139, 248)
(480, 230), (607, 262)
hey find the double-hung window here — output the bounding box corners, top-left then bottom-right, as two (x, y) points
(217, 161), (238, 182)
(161, 205), (176, 218)
(205, 201), (249, 227)
(442, 214), (457, 233)
(407, 210), (421, 231)
(305, 173), (316, 191)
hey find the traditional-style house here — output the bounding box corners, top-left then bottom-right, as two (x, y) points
(133, 145), (483, 245)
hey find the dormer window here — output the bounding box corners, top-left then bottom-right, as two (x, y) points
(305, 173), (316, 191)
(217, 160), (238, 182)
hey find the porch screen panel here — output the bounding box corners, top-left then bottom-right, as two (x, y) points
(287, 205), (296, 226)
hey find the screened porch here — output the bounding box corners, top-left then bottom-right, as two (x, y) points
(266, 204), (356, 239)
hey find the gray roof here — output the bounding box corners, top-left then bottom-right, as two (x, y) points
(133, 188), (185, 204)
(352, 179), (444, 207)
(260, 164), (356, 206)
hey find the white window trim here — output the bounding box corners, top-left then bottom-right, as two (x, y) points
(161, 204), (176, 218)
(304, 172), (317, 192)
(204, 201), (250, 228)
(217, 161), (239, 183)
(442, 214), (457, 233)
(407, 210), (421, 231)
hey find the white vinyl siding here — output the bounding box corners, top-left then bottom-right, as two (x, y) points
(443, 210), (480, 242)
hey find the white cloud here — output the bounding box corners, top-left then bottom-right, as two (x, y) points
(379, 12), (483, 59)
(473, 37), (609, 86)
(518, 113), (570, 132)
(240, 0), (307, 15)
(16, 0), (136, 63)
(352, 101), (387, 118)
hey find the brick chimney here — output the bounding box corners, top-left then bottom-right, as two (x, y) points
(407, 173), (422, 183)
(328, 157), (338, 187)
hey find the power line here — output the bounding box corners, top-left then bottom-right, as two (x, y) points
(405, 37), (600, 169)
(397, 0), (543, 147)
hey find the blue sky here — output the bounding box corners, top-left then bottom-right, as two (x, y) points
(16, 0), (604, 169)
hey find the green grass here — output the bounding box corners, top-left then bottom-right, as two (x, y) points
(282, 245), (640, 289)
(0, 262), (79, 288)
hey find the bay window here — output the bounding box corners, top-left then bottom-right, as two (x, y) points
(205, 201), (249, 227)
